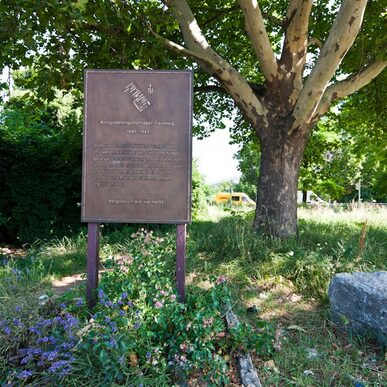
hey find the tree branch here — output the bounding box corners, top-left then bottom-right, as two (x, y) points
(293, 0), (368, 128)
(162, 0), (216, 60)
(313, 60), (387, 121)
(280, 0), (313, 104)
(149, 27), (222, 74)
(160, 0), (270, 134)
(194, 82), (266, 96)
(237, 0), (278, 82)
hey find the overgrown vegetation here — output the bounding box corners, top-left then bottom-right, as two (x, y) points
(0, 95), (83, 243)
(0, 206), (385, 385)
(0, 227), (273, 385)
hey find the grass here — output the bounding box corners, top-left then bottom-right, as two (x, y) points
(0, 205), (386, 385)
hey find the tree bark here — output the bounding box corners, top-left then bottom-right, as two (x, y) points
(254, 129), (306, 238)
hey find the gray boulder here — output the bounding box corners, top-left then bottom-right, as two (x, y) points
(328, 271), (387, 347)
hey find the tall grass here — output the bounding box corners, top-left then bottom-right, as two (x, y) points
(3, 206), (385, 301)
(1, 205), (385, 385)
(188, 206), (387, 300)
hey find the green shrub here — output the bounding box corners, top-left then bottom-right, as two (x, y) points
(0, 98), (82, 243)
(191, 159), (208, 221)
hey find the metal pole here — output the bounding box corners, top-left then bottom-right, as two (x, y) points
(86, 223), (100, 309)
(176, 224), (186, 302)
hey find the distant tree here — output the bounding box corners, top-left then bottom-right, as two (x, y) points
(191, 159), (209, 220)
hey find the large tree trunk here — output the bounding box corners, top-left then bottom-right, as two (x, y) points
(159, 0), (386, 239)
(253, 129), (306, 238)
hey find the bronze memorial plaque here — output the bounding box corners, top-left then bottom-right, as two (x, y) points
(82, 70), (192, 223)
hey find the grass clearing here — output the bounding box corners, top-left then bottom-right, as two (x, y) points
(0, 205), (386, 384)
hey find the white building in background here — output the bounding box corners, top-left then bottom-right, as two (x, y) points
(297, 191), (327, 205)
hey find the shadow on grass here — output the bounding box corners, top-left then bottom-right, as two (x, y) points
(187, 215), (387, 301)
(5, 215), (385, 299)
(24, 235), (88, 280)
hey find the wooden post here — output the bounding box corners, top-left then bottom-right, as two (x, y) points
(176, 224), (186, 302)
(86, 223), (100, 309)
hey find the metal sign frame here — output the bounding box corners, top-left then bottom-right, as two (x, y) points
(82, 70), (192, 307)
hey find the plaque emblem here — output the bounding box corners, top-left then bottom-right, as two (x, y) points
(123, 81), (151, 112)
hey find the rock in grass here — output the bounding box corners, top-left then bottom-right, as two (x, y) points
(328, 272), (387, 347)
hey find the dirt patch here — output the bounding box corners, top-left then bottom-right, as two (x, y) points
(51, 269), (108, 295)
(0, 246), (27, 259)
(243, 277), (317, 320)
(51, 273), (86, 295)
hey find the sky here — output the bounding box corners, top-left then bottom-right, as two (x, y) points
(192, 129), (241, 185)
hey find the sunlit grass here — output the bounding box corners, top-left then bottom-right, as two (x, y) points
(298, 204), (387, 225)
(1, 204), (385, 385)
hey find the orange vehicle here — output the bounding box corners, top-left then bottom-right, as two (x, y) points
(214, 192), (256, 206)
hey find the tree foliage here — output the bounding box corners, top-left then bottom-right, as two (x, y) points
(1, 0), (386, 236)
(0, 93), (83, 242)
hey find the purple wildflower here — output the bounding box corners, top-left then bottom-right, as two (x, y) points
(121, 292), (128, 299)
(36, 337), (50, 344)
(53, 316), (63, 324)
(15, 305), (22, 312)
(3, 326), (11, 335)
(39, 319), (53, 327)
(76, 298), (84, 307)
(19, 348), (42, 356)
(21, 355), (32, 365)
(60, 303), (66, 310)
(64, 314), (79, 329)
(13, 318), (23, 327)
(48, 360), (72, 375)
(58, 342), (73, 350)
(41, 350), (59, 361)
(16, 370), (33, 379)
(36, 336), (56, 345)
(108, 337), (117, 349)
(110, 322), (117, 333)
